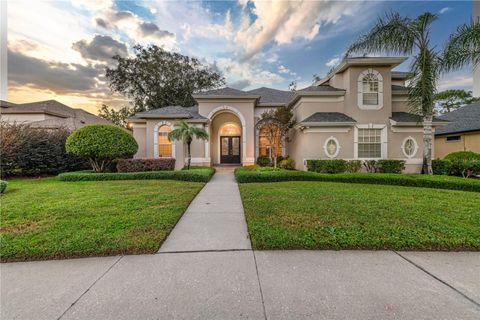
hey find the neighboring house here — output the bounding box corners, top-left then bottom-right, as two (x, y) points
(128, 57), (447, 172)
(0, 100), (112, 130)
(434, 103), (480, 158)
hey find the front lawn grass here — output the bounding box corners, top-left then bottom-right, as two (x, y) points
(239, 181), (480, 250)
(1, 178), (204, 262)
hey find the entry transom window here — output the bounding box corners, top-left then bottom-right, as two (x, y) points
(358, 128), (381, 158)
(219, 123), (241, 136)
(402, 137), (417, 158)
(358, 69), (383, 109)
(324, 137), (340, 158)
(158, 125), (172, 157)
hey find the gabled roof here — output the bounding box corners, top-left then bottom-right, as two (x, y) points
(193, 87), (260, 99)
(298, 112), (356, 126)
(391, 71), (410, 79)
(298, 85), (344, 92)
(1, 100), (76, 118)
(246, 87), (294, 106)
(435, 103), (480, 135)
(130, 106), (207, 122)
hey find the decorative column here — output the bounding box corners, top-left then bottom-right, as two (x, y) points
(204, 124), (210, 164)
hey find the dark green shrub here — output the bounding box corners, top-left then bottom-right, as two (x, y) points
(58, 167), (215, 183)
(363, 160), (378, 173)
(445, 151), (480, 176)
(377, 160), (405, 174)
(234, 167), (480, 192)
(66, 124), (138, 172)
(432, 159), (452, 175)
(0, 180), (7, 194)
(276, 155), (285, 163)
(0, 123), (88, 178)
(345, 160), (362, 173)
(278, 158), (295, 170)
(460, 160), (480, 178)
(117, 158), (175, 172)
(306, 160), (347, 173)
(256, 156), (272, 167)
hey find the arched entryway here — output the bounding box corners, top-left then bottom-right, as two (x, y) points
(207, 106), (245, 165)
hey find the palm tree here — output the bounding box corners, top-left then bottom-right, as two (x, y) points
(346, 12), (440, 174)
(168, 120), (209, 169)
(442, 18), (480, 72)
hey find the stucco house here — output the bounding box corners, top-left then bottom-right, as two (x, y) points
(128, 57), (447, 172)
(0, 99), (112, 130)
(434, 103), (480, 158)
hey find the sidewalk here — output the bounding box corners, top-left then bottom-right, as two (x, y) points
(1, 170), (479, 319)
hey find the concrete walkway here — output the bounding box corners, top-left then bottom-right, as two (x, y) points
(159, 167), (251, 252)
(2, 170), (480, 319)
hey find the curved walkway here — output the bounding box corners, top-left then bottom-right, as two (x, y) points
(159, 167), (251, 252)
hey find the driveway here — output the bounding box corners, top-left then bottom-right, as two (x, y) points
(2, 170), (479, 319)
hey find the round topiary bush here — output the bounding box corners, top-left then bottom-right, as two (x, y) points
(66, 124), (138, 172)
(444, 151), (480, 176)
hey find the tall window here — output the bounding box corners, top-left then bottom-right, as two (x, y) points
(362, 73), (379, 105)
(259, 126), (282, 158)
(358, 128), (381, 158)
(158, 125), (172, 157)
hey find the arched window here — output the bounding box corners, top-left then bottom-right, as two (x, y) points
(158, 125), (172, 157)
(219, 123), (241, 136)
(324, 137), (340, 158)
(402, 137), (418, 158)
(358, 69), (383, 109)
(259, 126), (283, 158)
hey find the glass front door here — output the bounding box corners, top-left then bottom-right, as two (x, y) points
(220, 136), (241, 164)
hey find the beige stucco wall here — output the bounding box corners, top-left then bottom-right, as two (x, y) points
(435, 131), (480, 158)
(132, 124), (147, 158)
(293, 97), (345, 123)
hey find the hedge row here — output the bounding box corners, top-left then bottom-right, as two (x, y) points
(306, 159), (405, 174)
(58, 168), (215, 183)
(117, 158), (175, 172)
(234, 168), (480, 192)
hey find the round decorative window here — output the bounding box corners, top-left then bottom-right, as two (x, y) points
(324, 137), (340, 158)
(402, 137), (417, 158)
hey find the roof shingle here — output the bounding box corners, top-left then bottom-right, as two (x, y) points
(435, 103), (480, 135)
(300, 112), (356, 123)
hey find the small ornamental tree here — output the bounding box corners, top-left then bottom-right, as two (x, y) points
(66, 124), (138, 172)
(168, 120), (208, 170)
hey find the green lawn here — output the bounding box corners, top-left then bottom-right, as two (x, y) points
(1, 178), (204, 262)
(239, 181), (480, 250)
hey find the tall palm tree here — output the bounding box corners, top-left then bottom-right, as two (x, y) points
(442, 18), (480, 72)
(169, 120), (209, 169)
(346, 12), (440, 174)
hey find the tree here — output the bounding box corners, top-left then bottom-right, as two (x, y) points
(98, 104), (137, 128)
(168, 120), (208, 170)
(66, 124), (138, 172)
(346, 12), (441, 174)
(442, 18), (480, 72)
(256, 105), (296, 168)
(434, 90), (479, 114)
(106, 45), (225, 111)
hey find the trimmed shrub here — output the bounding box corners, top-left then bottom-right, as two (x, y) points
(0, 180), (7, 194)
(363, 160), (378, 173)
(445, 151), (480, 176)
(117, 158), (175, 172)
(432, 159), (452, 175)
(0, 123), (88, 178)
(460, 160), (480, 178)
(278, 158), (295, 170)
(345, 160), (362, 173)
(377, 160), (405, 174)
(256, 156), (272, 167)
(306, 160), (347, 174)
(58, 167), (215, 183)
(66, 124), (138, 172)
(234, 167), (480, 192)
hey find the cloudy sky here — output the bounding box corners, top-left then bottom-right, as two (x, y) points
(7, 0), (474, 114)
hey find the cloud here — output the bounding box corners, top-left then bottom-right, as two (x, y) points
(438, 73), (473, 91)
(8, 49), (104, 94)
(137, 22), (175, 42)
(217, 57), (284, 87)
(278, 65), (291, 74)
(326, 57), (341, 67)
(229, 79), (251, 90)
(235, 0), (365, 60)
(72, 35), (128, 63)
(439, 7), (451, 15)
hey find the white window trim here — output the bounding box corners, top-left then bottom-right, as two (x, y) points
(357, 68), (383, 110)
(353, 124), (387, 159)
(153, 120), (176, 158)
(401, 136), (418, 159)
(323, 136), (340, 158)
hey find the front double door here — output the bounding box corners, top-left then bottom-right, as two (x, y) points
(220, 136), (241, 164)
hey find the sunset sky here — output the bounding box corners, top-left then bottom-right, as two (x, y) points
(7, 0), (474, 115)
